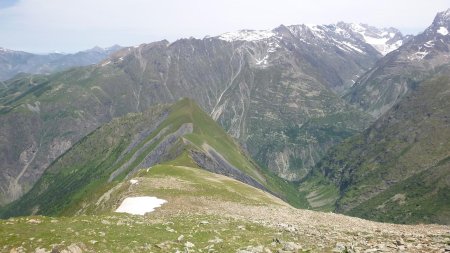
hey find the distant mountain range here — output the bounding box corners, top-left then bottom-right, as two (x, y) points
(0, 9), (449, 227)
(0, 45), (122, 80)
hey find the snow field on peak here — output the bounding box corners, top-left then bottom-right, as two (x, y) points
(218, 30), (275, 42)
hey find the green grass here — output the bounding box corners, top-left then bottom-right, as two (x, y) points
(0, 214), (284, 253)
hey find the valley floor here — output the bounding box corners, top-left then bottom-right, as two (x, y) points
(1, 201), (449, 253)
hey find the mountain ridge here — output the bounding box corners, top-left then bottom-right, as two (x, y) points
(0, 20), (382, 205)
(0, 45), (122, 81)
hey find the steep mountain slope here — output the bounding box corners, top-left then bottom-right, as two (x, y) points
(0, 45), (121, 80)
(0, 99), (306, 217)
(345, 9), (450, 117)
(0, 22), (391, 205)
(305, 65), (450, 224)
(1, 100), (448, 252)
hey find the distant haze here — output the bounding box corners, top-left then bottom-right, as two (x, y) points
(0, 0), (448, 53)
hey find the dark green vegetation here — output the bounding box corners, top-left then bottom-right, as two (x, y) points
(0, 99), (307, 218)
(307, 67), (450, 224)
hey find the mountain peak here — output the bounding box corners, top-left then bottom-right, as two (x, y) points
(217, 29), (276, 42)
(433, 8), (450, 27)
(0, 47), (13, 53)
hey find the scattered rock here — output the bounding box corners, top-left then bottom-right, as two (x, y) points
(101, 220), (110, 225)
(34, 248), (49, 253)
(395, 238), (405, 246)
(177, 235), (184, 242)
(185, 241), (195, 248)
(155, 241), (171, 250)
(26, 219), (41, 224)
(208, 237), (223, 244)
(333, 242), (347, 252)
(282, 242), (302, 251)
(236, 245), (264, 253)
(166, 226), (176, 233)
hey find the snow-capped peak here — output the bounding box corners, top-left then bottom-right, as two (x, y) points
(0, 47), (12, 53)
(339, 23), (404, 55)
(433, 8), (450, 26)
(217, 29), (275, 42)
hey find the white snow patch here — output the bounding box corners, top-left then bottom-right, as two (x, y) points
(348, 23), (402, 55)
(255, 55), (269, 65)
(0, 47), (12, 53)
(342, 42), (364, 54)
(130, 179), (138, 185)
(437, 27), (449, 36)
(101, 60), (111, 67)
(306, 24), (326, 39)
(424, 40), (435, 48)
(218, 30), (275, 42)
(408, 51), (429, 61)
(115, 196), (167, 215)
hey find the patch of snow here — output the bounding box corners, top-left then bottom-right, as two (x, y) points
(335, 27), (346, 35)
(341, 41), (364, 54)
(130, 179), (138, 185)
(437, 26), (449, 36)
(267, 41), (280, 53)
(101, 60), (111, 67)
(306, 24), (326, 39)
(424, 40), (435, 48)
(348, 23), (402, 55)
(218, 30), (275, 42)
(115, 196), (167, 215)
(408, 51), (429, 61)
(255, 55), (269, 65)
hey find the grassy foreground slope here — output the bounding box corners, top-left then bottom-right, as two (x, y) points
(0, 98), (307, 218)
(1, 156), (449, 252)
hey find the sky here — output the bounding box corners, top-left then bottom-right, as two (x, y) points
(0, 0), (449, 53)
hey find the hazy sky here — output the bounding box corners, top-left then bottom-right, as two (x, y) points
(0, 0), (449, 53)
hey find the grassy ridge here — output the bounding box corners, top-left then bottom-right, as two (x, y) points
(1, 99), (308, 218)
